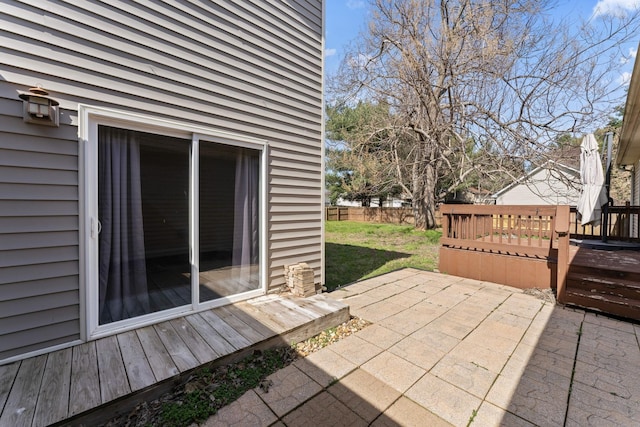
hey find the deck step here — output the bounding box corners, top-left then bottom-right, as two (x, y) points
(567, 272), (640, 300)
(564, 247), (640, 322)
(569, 249), (640, 276)
(564, 287), (640, 322)
(568, 263), (640, 284)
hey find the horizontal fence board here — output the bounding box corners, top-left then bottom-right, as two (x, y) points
(439, 238), (552, 258)
(325, 206), (442, 227)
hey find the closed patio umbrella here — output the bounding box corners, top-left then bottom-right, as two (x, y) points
(576, 133), (608, 226)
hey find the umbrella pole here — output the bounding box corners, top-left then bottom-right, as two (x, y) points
(601, 132), (613, 243)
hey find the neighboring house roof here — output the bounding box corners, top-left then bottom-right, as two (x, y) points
(493, 161), (580, 198)
(618, 41), (640, 166)
(548, 144), (581, 170)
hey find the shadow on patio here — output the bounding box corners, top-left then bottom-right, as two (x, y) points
(324, 242), (410, 290)
(3, 268), (639, 426)
(204, 269), (640, 426)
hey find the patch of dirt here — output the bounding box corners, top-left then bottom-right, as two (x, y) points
(522, 287), (556, 304)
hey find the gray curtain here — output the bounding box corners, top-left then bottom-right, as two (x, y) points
(232, 150), (259, 287)
(98, 126), (149, 324)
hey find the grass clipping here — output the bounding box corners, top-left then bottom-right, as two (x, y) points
(101, 316), (369, 427)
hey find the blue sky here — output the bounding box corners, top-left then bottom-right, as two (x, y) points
(324, 0), (639, 83)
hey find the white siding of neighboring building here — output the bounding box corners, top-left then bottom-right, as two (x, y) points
(495, 167), (581, 206)
(0, 0), (323, 361)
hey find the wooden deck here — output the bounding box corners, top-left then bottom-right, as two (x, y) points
(0, 294), (349, 427)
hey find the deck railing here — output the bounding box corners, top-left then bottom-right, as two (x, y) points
(570, 203), (640, 242)
(439, 204), (570, 300)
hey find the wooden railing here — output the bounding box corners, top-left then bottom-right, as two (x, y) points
(439, 204), (570, 298)
(570, 203), (640, 242)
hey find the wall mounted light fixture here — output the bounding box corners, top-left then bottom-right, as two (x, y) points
(18, 85), (59, 127)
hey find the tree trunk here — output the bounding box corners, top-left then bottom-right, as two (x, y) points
(413, 159), (438, 230)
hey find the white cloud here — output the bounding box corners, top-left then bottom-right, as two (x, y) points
(620, 47), (638, 64)
(346, 0), (365, 10)
(325, 48), (337, 58)
(618, 71), (633, 85)
(592, 0), (640, 17)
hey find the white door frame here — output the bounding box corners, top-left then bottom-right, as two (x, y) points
(78, 105), (267, 340)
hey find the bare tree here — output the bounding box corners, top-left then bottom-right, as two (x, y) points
(328, 0), (640, 229)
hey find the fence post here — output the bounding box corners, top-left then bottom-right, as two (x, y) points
(555, 205), (570, 303)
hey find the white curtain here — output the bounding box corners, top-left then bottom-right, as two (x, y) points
(98, 126), (149, 323)
(232, 150), (259, 289)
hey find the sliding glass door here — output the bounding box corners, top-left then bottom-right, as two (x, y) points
(198, 142), (260, 303)
(98, 126), (191, 324)
(94, 124), (261, 327)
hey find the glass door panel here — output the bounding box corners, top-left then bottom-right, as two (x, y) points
(98, 125), (191, 324)
(198, 142), (260, 302)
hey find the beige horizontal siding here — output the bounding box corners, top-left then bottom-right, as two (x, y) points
(0, 166), (78, 185)
(0, 290), (79, 318)
(269, 229), (323, 241)
(0, 201), (79, 217)
(0, 99), (81, 360)
(1, 2), (323, 138)
(0, 261), (80, 286)
(1, 276), (79, 301)
(269, 221), (322, 232)
(0, 320), (80, 361)
(0, 0), (323, 360)
(0, 246), (79, 268)
(0, 216), (78, 233)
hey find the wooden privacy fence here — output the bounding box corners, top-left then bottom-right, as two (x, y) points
(326, 206), (442, 226)
(439, 204), (570, 299)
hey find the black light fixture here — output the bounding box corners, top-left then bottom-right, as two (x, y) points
(18, 85), (59, 127)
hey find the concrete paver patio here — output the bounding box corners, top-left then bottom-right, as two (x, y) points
(204, 269), (640, 426)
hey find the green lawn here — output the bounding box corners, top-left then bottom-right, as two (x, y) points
(324, 221), (441, 291)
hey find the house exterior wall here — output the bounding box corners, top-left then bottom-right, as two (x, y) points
(0, 100), (81, 361)
(0, 1), (323, 362)
(633, 160), (640, 237)
(495, 168), (581, 206)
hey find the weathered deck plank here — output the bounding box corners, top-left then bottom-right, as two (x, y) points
(169, 316), (219, 364)
(242, 298), (290, 332)
(0, 362), (19, 419)
(154, 321), (200, 372)
(278, 296), (327, 319)
(215, 305), (268, 343)
(136, 326), (179, 381)
(69, 342), (101, 416)
(96, 336), (131, 403)
(117, 331), (156, 391)
(220, 304), (278, 339)
(0, 354), (46, 427)
(199, 309), (251, 350)
(303, 294), (345, 315)
(254, 298), (314, 330)
(32, 348), (72, 427)
(184, 313), (237, 357)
